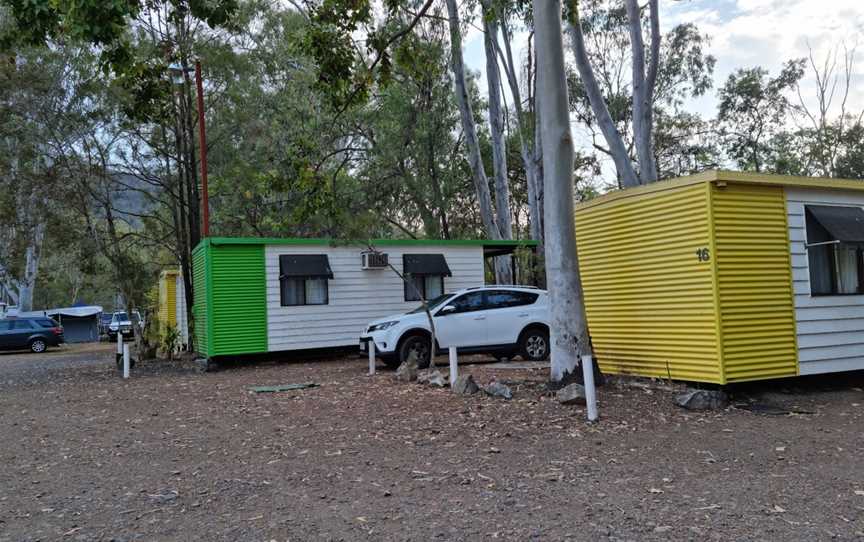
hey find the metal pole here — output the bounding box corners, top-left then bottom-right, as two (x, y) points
(195, 60), (209, 237)
(581, 355), (598, 422)
(368, 341), (376, 376)
(123, 343), (130, 379)
(116, 331), (122, 367)
(449, 346), (458, 386)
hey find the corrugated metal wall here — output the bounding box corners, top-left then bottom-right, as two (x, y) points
(711, 183), (798, 382)
(192, 246), (209, 356)
(575, 184), (723, 383)
(209, 244), (268, 356)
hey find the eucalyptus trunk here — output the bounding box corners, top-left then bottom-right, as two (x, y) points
(567, 3), (639, 187)
(445, 0), (510, 284)
(625, 0), (659, 183)
(534, 0), (593, 381)
(482, 2), (513, 283)
(498, 19), (544, 247)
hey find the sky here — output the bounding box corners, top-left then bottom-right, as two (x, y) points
(461, 0), (864, 133)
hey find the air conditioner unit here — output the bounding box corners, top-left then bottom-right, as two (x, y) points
(361, 251), (389, 270)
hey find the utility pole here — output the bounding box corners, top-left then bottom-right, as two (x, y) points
(194, 60), (209, 237)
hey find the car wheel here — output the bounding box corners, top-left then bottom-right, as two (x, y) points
(29, 338), (47, 354)
(398, 333), (431, 369)
(520, 327), (549, 361)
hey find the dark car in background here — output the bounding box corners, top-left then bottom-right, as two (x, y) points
(0, 318), (65, 353)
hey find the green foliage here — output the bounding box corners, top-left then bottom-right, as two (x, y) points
(717, 60), (806, 172)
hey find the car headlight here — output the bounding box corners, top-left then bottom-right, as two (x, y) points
(368, 320), (399, 332)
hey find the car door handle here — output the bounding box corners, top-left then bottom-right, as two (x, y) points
(474, 316), (486, 321)
(518, 313), (529, 317)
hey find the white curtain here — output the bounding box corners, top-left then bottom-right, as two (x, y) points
(305, 278), (328, 304)
(835, 246), (859, 294)
(424, 275), (443, 298)
(281, 278), (304, 305)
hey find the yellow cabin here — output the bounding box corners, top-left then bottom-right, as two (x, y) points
(574, 170), (864, 384)
(157, 269), (189, 346)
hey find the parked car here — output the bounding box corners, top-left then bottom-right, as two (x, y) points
(107, 311), (133, 340)
(0, 317), (65, 353)
(360, 286), (549, 368)
(108, 310), (144, 341)
(99, 312), (113, 336)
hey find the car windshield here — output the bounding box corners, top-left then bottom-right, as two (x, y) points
(113, 312), (129, 322)
(408, 293), (453, 314)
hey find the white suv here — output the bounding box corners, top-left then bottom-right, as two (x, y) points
(360, 286), (549, 368)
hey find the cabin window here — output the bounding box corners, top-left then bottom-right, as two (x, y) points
(805, 206), (864, 295)
(402, 253), (452, 301)
(404, 274), (445, 302)
(279, 254), (333, 306)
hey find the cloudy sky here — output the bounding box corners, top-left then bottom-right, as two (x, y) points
(462, 0), (864, 123)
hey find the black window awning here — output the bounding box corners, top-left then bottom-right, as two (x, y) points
(279, 255), (333, 279)
(806, 205), (864, 244)
(403, 254), (452, 276)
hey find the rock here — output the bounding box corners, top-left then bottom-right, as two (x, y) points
(556, 383), (587, 405)
(452, 374), (480, 395)
(483, 381), (512, 400)
(427, 371), (446, 387)
(418, 369), (446, 387)
(396, 359), (418, 382)
(675, 389), (728, 411)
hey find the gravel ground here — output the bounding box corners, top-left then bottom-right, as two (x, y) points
(1, 344), (863, 541)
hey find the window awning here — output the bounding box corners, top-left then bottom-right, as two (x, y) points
(279, 255), (333, 279)
(403, 254), (452, 276)
(806, 205), (864, 244)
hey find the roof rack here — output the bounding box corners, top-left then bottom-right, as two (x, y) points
(465, 285), (541, 290)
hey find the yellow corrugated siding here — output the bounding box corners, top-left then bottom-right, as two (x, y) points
(575, 184), (722, 383)
(158, 271), (178, 329)
(711, 183), (798, 382)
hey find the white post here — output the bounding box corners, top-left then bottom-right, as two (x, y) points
(449, 346), (458, 386)
(368, 341), (376, 376)
(116, 331), (123, 354)
(122, 343), (130, 379)
(581, 355), (598, 422)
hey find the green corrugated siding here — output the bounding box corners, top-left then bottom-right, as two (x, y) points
(192, 246), (209, 356)
(210, 244), (267, 356)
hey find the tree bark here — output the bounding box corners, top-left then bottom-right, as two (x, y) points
(18, 220), (44, 313)
(482, 3), (514, 283)
(534, 0), (593, 381)
(566, 4), (640, 187)
(445, 0), (501, 247)
(499, 20), (544, 247)
(625, 0), (658, 183)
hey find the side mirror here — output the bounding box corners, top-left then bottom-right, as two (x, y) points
(438, 305), (456, 315)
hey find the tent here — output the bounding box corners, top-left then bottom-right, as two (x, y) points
(46, 305), (103, 343)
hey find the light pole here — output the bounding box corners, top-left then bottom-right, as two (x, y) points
(169, 60), (210, 237)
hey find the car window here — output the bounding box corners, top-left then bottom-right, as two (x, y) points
(34, 319), (55, 328)
(0, 321), (12, 331)
(485, 290), (539, 310)
(443, 291), (485, 314)
(13, 320), (34, 330)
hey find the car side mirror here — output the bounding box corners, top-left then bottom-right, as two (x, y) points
(438, 305), (456, 315)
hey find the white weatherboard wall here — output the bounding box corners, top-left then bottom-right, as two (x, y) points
(175, 274), (189, 346)
(787, 187), (864, 375)
(265, 245), (485, 351)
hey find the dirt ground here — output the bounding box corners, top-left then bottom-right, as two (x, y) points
(1, 344), (863, 541)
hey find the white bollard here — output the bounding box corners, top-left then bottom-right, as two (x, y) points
(123, 343), (130, 379)
(581, 355), (598, 422)
(449, 346), (458, 386)
(368, 341), (376, 376)
(116, 331), (123, 354)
